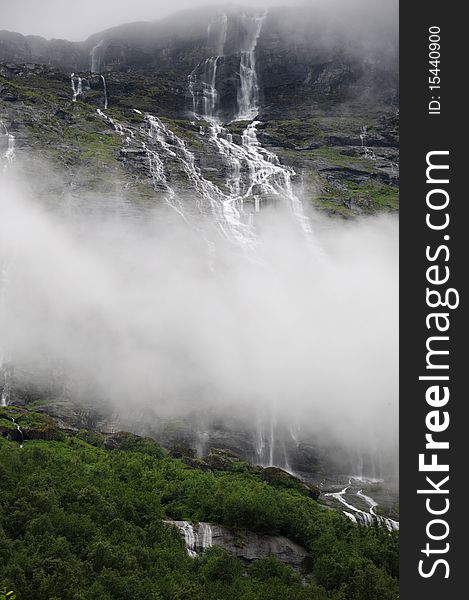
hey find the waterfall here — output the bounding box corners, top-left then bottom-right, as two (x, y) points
(180, 521), (197, 558)
(91, 40), (106, 73)
(1, 120), (16, 165)
(5, 134), (15, 163)
(236, 13), (265, 121)
(96, 108), (251, 251)
(71, 73), (83, 102)
(187, 11), (316, 252)
(189, 13), (227, 118)
(198, 522), (213, 550)
(324, 481), (399, 531)
(101, 75), (109, 110)
(143, 113), (257, 250)
(360, 125), (376, 160)
(0, 385), (9, 407)
(0, 361), (11, 407)
(10, 418), (24, 448)
(189, 56), (221, 119)
(207, 13), (228, 55)
(189, 12), (265, 121)
(166, 521), (213, 557)
(343, 512), (357, 524)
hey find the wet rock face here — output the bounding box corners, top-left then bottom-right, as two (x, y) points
(0, 6), (397, 122)
(165, 520), (313, 573)
(212, 525), (313, 572)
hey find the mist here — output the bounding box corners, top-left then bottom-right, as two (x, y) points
(0, 165), (398, 468)
(1, 0), (397, 43)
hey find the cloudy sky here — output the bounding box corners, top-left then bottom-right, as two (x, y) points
(0, 0), (302, 41)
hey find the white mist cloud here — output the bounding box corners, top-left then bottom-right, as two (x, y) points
(0, 168), (398, 463)
(1, 0), (397, 42)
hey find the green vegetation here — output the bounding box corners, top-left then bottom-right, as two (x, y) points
(0, 407), (63, 440)
(0, 422), (398, 599)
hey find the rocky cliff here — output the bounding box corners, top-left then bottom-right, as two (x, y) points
(1, 4), (398, 217)
(0, 4), (399, 520)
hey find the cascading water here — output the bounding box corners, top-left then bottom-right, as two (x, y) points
(236, 13), (265, 121)
(0, 381), (9, 407)
(360, 125), (376, 160)
(90, 40), (110, 109)
(10, 417), (24, 448)
(143, 113), (257, 250)
(324, 479), (399, 531)
(188, 12), (316, 249)
(183, 11), (321, 471)
(207, 13), (228, 55)
(166, 521), (213, 557)
(254, 414), (291, 471)
(189, 57), (221, 119)
(101, 75), (109, 110)
(1, 120), (16, 165)
(71, 73), (83, 102)
(91, 40), (106, 73)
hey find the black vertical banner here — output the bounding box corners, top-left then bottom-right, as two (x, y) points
(400, 2), (466, 598)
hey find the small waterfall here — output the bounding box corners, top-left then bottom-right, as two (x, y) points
(143, 113), (256, 250)
(180, 521), (197, 558)
(198, 522), (213, 550)
(101, 75), (109, 110)
(189, 13), (227, 118)
(343, 512), (357, 524)
(10, 418), (24, 448)
(71, 73), (83, 102)
(91, 40), (106, 73)
(207, 13), (228, 54)
(359, 126), (376, 161)
(189, 56), (221, 119)
(0, 386), (9, 407)
(1, 120), (16, 165)
(324, 481), (399, 531)
(0, 364), (11, 407)
(5, 134), (15, 163)
(236, 13), (265, 121)
(167, 521), (213, 557)
(253, 413), (292, 471)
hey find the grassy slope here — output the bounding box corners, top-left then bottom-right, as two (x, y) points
(0, 410), (398, 600)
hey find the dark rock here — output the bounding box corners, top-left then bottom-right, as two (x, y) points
(204, 448), (246, 471)
(261, 467), (320, 501)
(165, 520), (313, 573)
(103, 431), (166, 458)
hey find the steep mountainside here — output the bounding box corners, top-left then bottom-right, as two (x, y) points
(1, 4), (398, 218)
(0, 3), (399, 544)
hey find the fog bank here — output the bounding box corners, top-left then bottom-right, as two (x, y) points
(0, 169), (398, 465)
